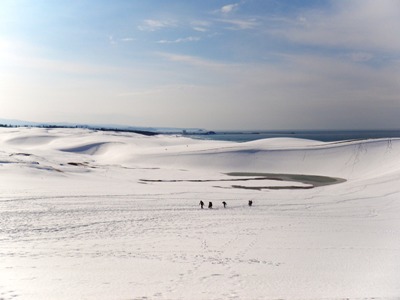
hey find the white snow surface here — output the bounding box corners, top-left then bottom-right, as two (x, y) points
(1, 127), (400, 299)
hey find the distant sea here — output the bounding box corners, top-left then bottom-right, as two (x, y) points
(189, 130), (400, 142)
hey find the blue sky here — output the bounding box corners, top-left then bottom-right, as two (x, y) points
(1, 0), (399, 130)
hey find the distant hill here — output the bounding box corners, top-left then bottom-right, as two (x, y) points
(0, 118), (214, 136)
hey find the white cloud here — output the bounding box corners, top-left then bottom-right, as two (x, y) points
(108, 36), (135, 45)
(157, 52), (237, 71)
(191, 20), (211, 32)
(193, 27), (208, 32)
(221, 3), (239, 14)
(217, 18), (258, 30)
(138, 19), (178, 31)
(121, 37), (135, 42)
(157, 36), (200, 44)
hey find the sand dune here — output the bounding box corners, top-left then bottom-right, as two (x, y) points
(1, 127), (400, 299)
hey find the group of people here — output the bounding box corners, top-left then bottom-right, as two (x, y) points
(199, 200), (253, 209)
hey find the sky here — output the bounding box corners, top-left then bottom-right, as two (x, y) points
(1, 0), (400, 130)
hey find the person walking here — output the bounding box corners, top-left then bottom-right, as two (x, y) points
(222, 201), (227, 208)
(199, 200), (204, 209)
(208, 201), (213, 209)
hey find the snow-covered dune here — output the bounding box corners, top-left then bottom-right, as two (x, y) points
(1, 127), (400, 299)
(3, 128), (399, 181)
(138, 136), (400, 181)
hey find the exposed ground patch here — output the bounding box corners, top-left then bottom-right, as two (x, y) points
(140, 172), (346, 190)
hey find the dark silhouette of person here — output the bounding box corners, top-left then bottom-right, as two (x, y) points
(222, 201), (227, 208)
(248, 200), (253, 207)
(199, 201), (204, 209)
(208, 201), (213, 209)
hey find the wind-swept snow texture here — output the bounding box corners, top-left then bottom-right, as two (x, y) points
(1, 128), (400, 299)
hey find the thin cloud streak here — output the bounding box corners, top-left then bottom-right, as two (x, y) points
(156, 52), (241, 73)
(216, 18), (259, 30)
(138, 19), (178, 31)
(157, 36), (200, 44)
